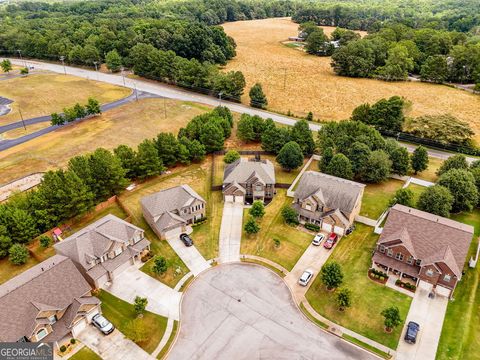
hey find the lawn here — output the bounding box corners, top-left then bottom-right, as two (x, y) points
(0, 73), (130, 125)
(305, 223), (412, 349)
(222, 17), (480, 144)
(70, 347), (102, 360)
(97, 290), (168, 354)
(406, 183), (426, 205)
(0, 98), (209, 184)
(410, 156), (443, 183)
(360, 179), (405, 219)
(240, 189), (312, 271)
(436, 209), (480, 360)
(0, 122), (51, 140)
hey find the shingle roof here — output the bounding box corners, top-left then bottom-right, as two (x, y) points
(223, 158), (275, 185)
(294, 171), (365, 214)
(0, 255), (92, 342)
(378, 204), (474, 278)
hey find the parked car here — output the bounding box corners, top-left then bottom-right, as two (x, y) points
(298, 269), (314, 286)
(180, 233), (194, 247)
(92, 314), (115, 335)
(404, 321), (420, 344)
(323, 233), (338, 249)
(312, 233), (325, 246)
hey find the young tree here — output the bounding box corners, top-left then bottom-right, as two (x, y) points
(136, 139), (165, 179)
(0, 59), (12, 73)
(249, 200), (265, 219)
(114, 144), (138, 179)
(39, 235), (51, 248)
(381, 306), (402, 332)
(63, 106), (78, 122)
(20, 67), (29, 75)
(50, 112), (65, 126)
(325, 154), (353, 180)
(244, 216), (260, 235)
(390, 147), (410, 176)
(249, 83), (268, 109)
(389, 188), (415, 207)
(359, 150), (392, 183)
(152, 256), (168, 275)
(320, 262), (344, 290)
(224, 150), (240, 164)
(9, 244), (29, 265)
(411, 146), (429, 174)
(436, 154), (469, 176)
(73, 103), (86, 119)
(290, 120), (315, 156)
(417, 185), (454, 217)
(105, 49), (122, 72)
(86, 97), (101, 115)
(134, 296), (148, 317)
(155, 133), (179, 167)
(438, 169), (478, 212)
(336, 288), (352, 311)
(281, 205), (298, 225)
(276, 141), (304, 171)
(306, 112), (313, 122)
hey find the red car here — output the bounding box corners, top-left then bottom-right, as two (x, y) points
(323, 233), (338, 249)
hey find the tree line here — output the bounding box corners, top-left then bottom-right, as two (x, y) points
(51, 98), (101, 126)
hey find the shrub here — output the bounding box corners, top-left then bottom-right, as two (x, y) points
(60, 346), (67, 353)
(379, 276), (385, 281)
(304, 223), (320, 232)
(70, 338), (76, 345)
(141, 251), (153, 263)
(134, 296), (148, 317)
(9, 244), (29, 265)
(273, 238), (280, 248)
(244, 216), (260, 235)
(281, 205), (299, 225)
(249, 200), (265, 219)
(39, 235), (51, 248)
(224, 150), (240, 164)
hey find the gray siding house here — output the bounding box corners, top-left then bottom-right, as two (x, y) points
(141, 185), (206, 239)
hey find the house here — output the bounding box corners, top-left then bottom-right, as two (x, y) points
(293, 171), (365, 235)
(223, 157), (276, 204)
(0, 255), (100, 346)
(372, 204), (474, 297)
(141, 185), (206, 239)
(54, 214), (150, 288)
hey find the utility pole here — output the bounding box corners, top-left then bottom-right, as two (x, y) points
(17, 49), (26, 68)
(93, 61), (99, 80)
(120, 66), (126, 87)
(19, 109), (26, 130)
(59, 56), (66, 75)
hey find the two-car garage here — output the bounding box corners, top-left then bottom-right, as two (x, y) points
(321, 222), (345, 236)
(224, 195), (244, 204)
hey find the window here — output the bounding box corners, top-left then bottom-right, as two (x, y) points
(407, 256), (414, 265)
(395, 253), (404, 261)
(379, 245), (385, 253)
(426, 269), (434, 277)
(114, 248), (122, 257)
(305, 204), (312, 211)
(48, 315), (57, 324)
(416, 259), (421, 266)
(255, 184), (262, 191)
(387, 249), (393, 257)
(443, 274), (451, 282)
(36, 328), (47, 341)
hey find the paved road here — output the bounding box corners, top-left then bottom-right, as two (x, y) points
(168, 263), (377, 360)
(218, 202), (243, 263)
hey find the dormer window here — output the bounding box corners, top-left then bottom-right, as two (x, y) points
(426, 269), (434, 277)
(415, 259), (421, 266)
(36, 328), (47, 341)
(379, 245), (385, 253)
(305, 204), (312, 211)
(48, 315), (57, 324)
(387, 249), (393, 257)
(406, 256), (414, 265)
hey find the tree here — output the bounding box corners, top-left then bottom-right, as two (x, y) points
(298, 21), (318, 38)
(411, 146), (429, 174)
(20, 67), (29, 75)
(436, 154), (469, 176)
(325, 154), (353, 180)
(9, 244), (29, 265)
(276, 141), (304, 171)
(155, 133), (179, 167)
(390, 147), (410, 176)
(152, 256), (168, 275)
(105, 49), (122, 72)
(438, 169), (478, 213)
(359, 150), (392, 183)
(86, 97), (101, 115)
(63, 106), (78, 122)
(249, 200), (265, 219)
(88, 148), (128, 200)
(420, 55), (448, 83)
(199, 122), (225, 152)
(336, 288), (352, 311)
(179, 137), (206, 162)
(376, 45), (414, 81)
(0, 226), (12, 259)
(114, 144), (138, 179)
(224, 150), (240, 164)
(213, 71), (246, 102)
(237, 114), (265, 142)
(50, 112), (65, 126)
(389, 188), (415, 207)
(0, 59), (12, 73)
(306, 112), (313, 122)
(381, 306), (402, 332)
(39, 235), (51, 248)
(261, 126), (290, 154)
(321, 262), (344, 290)
(319, 147), (334, 172)
(73, 103), (86, 119)
(7, 208), (38, 244)
(417, 185), (454, 217)
(134, 296), (148, 317)
(249, 83), (268, 109)
(290, 120), (315, 156)
(281, 205), (298, 225)
(136, 139), (165, 179)
(244, 216), (260, 235)
(348, 142), (371, 176)
(305, 29), (330, 55)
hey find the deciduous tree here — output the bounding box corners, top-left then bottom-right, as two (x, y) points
(325, 154), (353, 180)
(321, 262), (344, 290)
(411, 146), (429, 174)
(417, 185), (454, 217)
(249, 200), (265, 219)
(276, 141), (304, 171)
(381, 306), (402, 332)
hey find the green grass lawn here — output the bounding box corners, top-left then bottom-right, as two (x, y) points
(240, 189), (312, 271)
(406, 183), (427, 205)
(157, 321), (178, 359)
(436, 208), (480, 360)
(70, 346), (102, 360)
(97, 290), (168, 354)
(305, 223), (412, 349)
(410, 157), (443, 183)
(360, 179), (405, 220)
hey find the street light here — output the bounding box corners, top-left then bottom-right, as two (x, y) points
(218, 92), (223, 106)
(17, 49), (27, 68)
(59, 56), (67, 75)
(93, 61), (99, 80)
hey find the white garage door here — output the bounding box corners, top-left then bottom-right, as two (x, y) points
(435, 285), (451, 298)
(225, 195), (234, 203)
(72, 318), (88, 337)
(418, 280), (434, 292)
(164, 227), (183, 240)
(234, 195), (244, 204)
(322, 223), (333, 233)
(333, 226), (344, 236)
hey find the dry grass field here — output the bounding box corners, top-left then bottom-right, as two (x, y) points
(222, 18), (480, 143)
(0, 73), (131, 125)
(0, 98), (210, 184)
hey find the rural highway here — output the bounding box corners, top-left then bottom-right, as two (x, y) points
(3, 58), (477, 163)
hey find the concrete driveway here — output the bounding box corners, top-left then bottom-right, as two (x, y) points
(396, 288), (448, 360)
(166, 236), (210, 276)
(77, 326), (153, 360)
(101, 265), (181, 320)
(284, 234), (335, 302)
(168, 263), (376, 360)
(218, 202), (243, 263)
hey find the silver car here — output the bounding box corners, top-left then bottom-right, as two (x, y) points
(92, 314), (115, 335)
(298, 269), (314, 286)
(312, 233), (325, 246)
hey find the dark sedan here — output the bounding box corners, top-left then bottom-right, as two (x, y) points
(180, 233), (194, 247)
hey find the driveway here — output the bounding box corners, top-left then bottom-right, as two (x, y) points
(101, 265), (181, 320)
(168, 263), (376, 360)
(396, 288), (448, 360)
(77, 326), (153, 360)
(284, 234), (334, 302)
(166, 236), (210, 276)
(218, 202), (243, 263)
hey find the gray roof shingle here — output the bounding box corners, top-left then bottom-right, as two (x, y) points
(223, 158), (275, 185)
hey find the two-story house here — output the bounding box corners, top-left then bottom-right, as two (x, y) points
(223, 157), (276, 204)
(141, 184), (206, 239)
(0, 255), (101, 347)
(372, 204), (474, 298)
(54, 214), (150, 288)
(293, 171), (365, 235)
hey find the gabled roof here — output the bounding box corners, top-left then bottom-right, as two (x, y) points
(223, 158), (275, 185)
(295, 171), (365, 214)
(0, 255), (92, 342)
(378, 204), (474, 278)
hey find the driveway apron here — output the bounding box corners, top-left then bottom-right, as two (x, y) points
(166, 237), (210, 276)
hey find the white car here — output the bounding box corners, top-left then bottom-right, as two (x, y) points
(312, 233), (325, 246)
(298, 269), (314, 286)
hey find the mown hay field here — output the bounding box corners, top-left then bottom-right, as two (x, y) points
(222, 18), (480, 143)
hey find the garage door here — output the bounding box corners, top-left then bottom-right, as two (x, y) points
(322, 223), (333, 233)
(435, 285), (451, 298)
(234, 195), (244, 204)
(112, 259), (132, 279)
(333, 226), (344, 236)
(418, 280), (434, 292)
(225, 195), (234, 203)
(164, 227), (183, 240)
(71, 318), (88, 337)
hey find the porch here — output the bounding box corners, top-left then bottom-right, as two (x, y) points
(371, 259), (418, 297)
